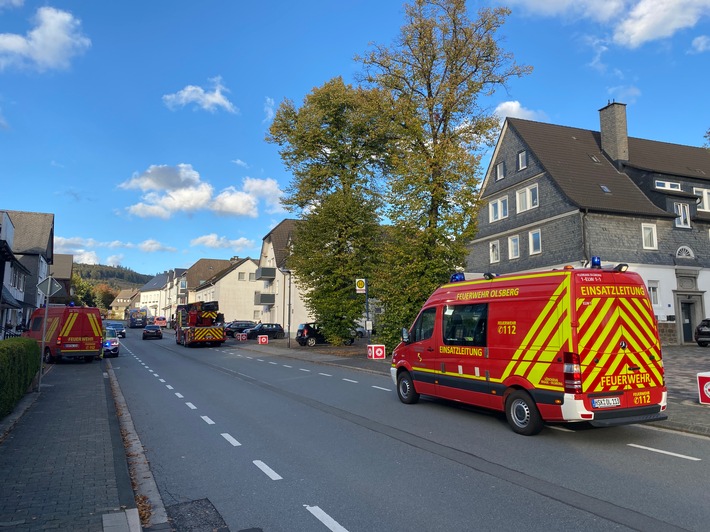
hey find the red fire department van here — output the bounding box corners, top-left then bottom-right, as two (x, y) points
(23, 305), (104, 363)
(391, 260), (668, 435)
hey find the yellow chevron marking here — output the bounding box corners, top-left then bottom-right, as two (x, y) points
(87, 313), (102, 336)
(44, 317), (60, 343)
(60, 312), (78, 337)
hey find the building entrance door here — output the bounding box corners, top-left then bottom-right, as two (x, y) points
(681, 302), (694, 343)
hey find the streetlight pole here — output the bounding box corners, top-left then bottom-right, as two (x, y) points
(281, 269), (292, 348)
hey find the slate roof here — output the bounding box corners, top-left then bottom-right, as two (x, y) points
(49, 254), (73, 280)
(4, 210), (55, 261)
(140, 272), (169, 292)
(195, 257), (258, 290)
(266, 218), (297, 268)
(504, 118), (682, 219)
(184, 259), (232, 289)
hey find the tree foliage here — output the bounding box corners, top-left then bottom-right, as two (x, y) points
(358, 0), (532, 349)
(267, 78), (394, 341)
(705, 128), (709, 148)
(71, 272), (96, 307)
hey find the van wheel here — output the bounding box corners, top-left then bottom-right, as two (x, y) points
(697, 342), (708, 347)
(43, 349), (55, 364)
(397, 371), (420, 404)
(505, 390), (543, 436)
(306, 337), (317, 347)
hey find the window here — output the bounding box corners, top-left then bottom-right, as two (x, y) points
(676, 246), (694, 259)
(489, 241), (500, 263)
(517, 151), (527, 170)
(411, 307), (436, 343)
(516, 184), (538, 213)
(442, 303), (488, 347)
(495, 161), (505, 180)
(508, 235), (520, 259)
(674, 202), (690, 228)
(238, 272), (245, 281)
(249, 273), (256, 281)
(694, 187), (710, 211)
(489, 197), (508, 222)
(642, 223), (657, 249)
(647, 280), (659, 306)
(529, 229), (541, 255)
(655, 180), (681, 190)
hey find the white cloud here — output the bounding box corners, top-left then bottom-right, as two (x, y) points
(242, 177), (284, 214)
(0, 7), (91, 71)
(73, 251), (100, 264)
(231, 159), (248, 168)
(690, 34), (710, 52)
(105, 254), (123, 267)
(119, 163), (201, 192)
(0, 1), (25, 8)
(190, 234), (255, 250)
(162, 76), (237, 113)
(494, 101), (548, 122)
(263, 96), (275, 123)
(139, 239), (176, 253)
(504, 0), (628, 23)
(607, 84), (642, 103)
(212, 187), (259, 217)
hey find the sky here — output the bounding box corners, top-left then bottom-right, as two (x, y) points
(2, 0), (709, 276)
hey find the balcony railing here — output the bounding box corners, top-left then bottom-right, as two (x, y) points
(254, 292), (275, 305)
(255, 267), (276, 280)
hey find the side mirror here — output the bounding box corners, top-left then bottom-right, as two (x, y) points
(401, 327), (411, 344)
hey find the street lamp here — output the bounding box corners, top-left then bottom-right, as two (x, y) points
(281, 269), (292, 348)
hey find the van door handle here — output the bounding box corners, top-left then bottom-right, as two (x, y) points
(628, 365), (640, 371)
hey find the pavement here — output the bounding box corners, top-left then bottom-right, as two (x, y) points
(1, 335), (709, 532)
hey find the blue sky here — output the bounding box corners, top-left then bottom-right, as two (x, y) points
(2, 0), (709, 276)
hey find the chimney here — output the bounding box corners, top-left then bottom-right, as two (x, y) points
(599, 101), (628, 166)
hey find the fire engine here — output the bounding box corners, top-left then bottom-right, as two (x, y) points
(174, 301), (226, 347)
(391, 258), (668, 435)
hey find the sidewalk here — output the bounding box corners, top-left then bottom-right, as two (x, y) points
(1, 339), (708, 532)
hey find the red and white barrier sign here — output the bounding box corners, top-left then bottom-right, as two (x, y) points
(258, 335), (269, 345)
(237, 333), (247, 341)
(367, 344), (386, 360)
(698, 371), (710, 405)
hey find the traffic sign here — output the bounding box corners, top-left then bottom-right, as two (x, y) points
(37, 276), (63, 297)
(355, 278), (366, 294)
(367, 344), (386, 360)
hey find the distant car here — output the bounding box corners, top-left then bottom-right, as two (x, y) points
(244, 323), (284, 339)
(103, 328), (120, 357)
(142, 324), (163, 340)
(296, 322), (354, 347)
(225, 320), (257, 337)
(105, 321), (126, 338)
(695, 318), (710, 347)
(154, 316), (167, 328)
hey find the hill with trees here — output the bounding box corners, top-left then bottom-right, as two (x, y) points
(73, 263), (153, 290)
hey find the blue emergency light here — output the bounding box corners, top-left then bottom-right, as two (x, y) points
(450, 272), (465, 283)
(591, 256), (602, 269)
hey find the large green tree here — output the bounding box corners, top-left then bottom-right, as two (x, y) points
(358, 0), (531, 349)
(267, 77), (395, 342)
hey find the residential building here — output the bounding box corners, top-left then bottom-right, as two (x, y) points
(467, 102), (710, 344)
(0, 212), (30, 336)
(194, 257), (260, 322)
(108, 288), (139, 320)
(139, 272), (170, 319)
(49, 253), (74, 305)
(181, 258), (232, 304)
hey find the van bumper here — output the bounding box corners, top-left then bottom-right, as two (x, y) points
(589, 407), (668, 427)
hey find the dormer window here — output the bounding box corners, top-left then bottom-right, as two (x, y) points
(656, 180), (681, 191)
(517, 151), (527, 171)
(674, 202), (690, 228)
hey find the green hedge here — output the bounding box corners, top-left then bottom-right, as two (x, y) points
(0, 337), (41, 418)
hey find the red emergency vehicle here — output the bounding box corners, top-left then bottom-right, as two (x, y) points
(391, 259), (668, 435)
(175, 301), (225, 347)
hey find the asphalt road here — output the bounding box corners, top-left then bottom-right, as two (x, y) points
(112, 331), (710, 532)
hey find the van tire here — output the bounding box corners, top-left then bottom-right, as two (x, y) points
(505, 390), (543, 436)
(43, 349), (55, 364)
(397, 371), (420, 404)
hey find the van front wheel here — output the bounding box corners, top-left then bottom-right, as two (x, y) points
(397, 371), (420, 404)
(505, 390), (544, 436)
(43, 349), (55, 364)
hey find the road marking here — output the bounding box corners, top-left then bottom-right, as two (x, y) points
(159, 379), (166, 383)
(283, 365), (292, 368)
(319, 373), (332, 377)
(201, 416), (215, 425)
(186, 402), (197, 410)
(257, 359), (264, 362)
(166, 385), (174, 390)
(372, 386), (390, 391)
(342, 378), (358, 383)
(221, 433), (241, 446)
(304, 505), (348, 532)
(253, 460), (282, 480)
(628, 444), (701, 461)
(175, 392), (183, 398)
(299, 368), (311, 372)
(269, 361), (278, 365)
(548, 426), (575, 433)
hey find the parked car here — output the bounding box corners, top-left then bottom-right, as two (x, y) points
(142, 324), (163, 340)
(225, 320), (257, 337)
(154, 316), (167, 328)
(103, 328), (120, 358)
(244, 323), (284, 339)
(105, 321), (126, 338)
(695, 318), (710, 346)
(296, 322), (354, 347)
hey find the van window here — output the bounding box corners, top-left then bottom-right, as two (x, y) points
(31, 316), (43, 331)
(443, 304), (487, 347)
(411, 307), (436, 342)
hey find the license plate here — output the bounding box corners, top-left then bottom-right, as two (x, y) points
(592, 397), (621, 408)
(64, 343), (79, 348)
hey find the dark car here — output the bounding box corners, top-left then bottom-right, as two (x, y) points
(244, 323), (284, 339)
(225, 320), (257, 337)
(296, 322), (327, 347)
(695, 318), (710, 346)
(105, 321), (126, 338)
(142, 324), (163, 340)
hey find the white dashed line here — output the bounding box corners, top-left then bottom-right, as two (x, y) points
(166, 385), (174, 390)
(628, 444), (701, 461)
(342, 378), (358, 383)
(253, 460), (282, 480)
(201, 416), (215, 425)
(371, 386), (390, 391)
(304, 505), (349, 532)
(186, 402), (197, 410)
(221, 433), (241, 446)
(318, 373), (332, 377)
(175, 392), (183, 398)
(299, 368), (311, 373)
(159, 379), (166, 383)
(283, 365), (292, 368)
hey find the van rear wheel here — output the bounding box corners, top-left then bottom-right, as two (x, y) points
(397, 371), (420, 404)
(43, 349), (55, 364)
(505, 390), (543, 436)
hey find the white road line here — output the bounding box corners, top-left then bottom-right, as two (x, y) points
(159, 379), (166, 383)
(166, 385), (174, 390)
(257, 359), (264, 362)
(304, 505), (348, 532)
(342, 378), (358, 383)
(221, 433), (241, 446)
(175, 392), (183, 398)
(269, 361), (278, 365)
(201, 416), (215, 425)
(371, 386), (390, 391)
(628, 444), (701, 461)
(283, 365), (292, 368)
(186, 402), (197, 410)
(299, 368), (311, 372)
(253, 460), (282, 480)
(319, 373), (332, 377)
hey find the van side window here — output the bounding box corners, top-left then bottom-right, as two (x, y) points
(443, 304), (487, 347)
(411, 307), (436, 342)
(31, 317), (43, 331)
